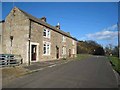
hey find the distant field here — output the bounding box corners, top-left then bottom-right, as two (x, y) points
(108, 56), (120, 74)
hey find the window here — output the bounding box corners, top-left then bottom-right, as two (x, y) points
(43, 42), (51, 55)
(47, 44), (50, 54)
(43, 29), (46, 36)
(72, 40), (75, 45)
(72, 48), (75, 54)
(0, 35), (1, 44)
(43, 28), (50, 38)
(62, 36), (66, 42)
(62, 47), (66, 55)
(47, 30), (50, 38)
(43, 44), (46, 54)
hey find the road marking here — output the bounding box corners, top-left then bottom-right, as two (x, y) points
(32, 68), (44, 72)
(29, 60), (72, 73)
(48, 64), (56, 67)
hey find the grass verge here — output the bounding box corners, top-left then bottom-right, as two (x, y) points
(107, 56), (120, 74)
(76, 54), (92, 60)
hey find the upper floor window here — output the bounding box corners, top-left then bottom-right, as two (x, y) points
(43, 29), (46, 36)
(62, 36), (66, 42)
(43, 28), (50, 38)
(47, 30), (50, 38)
(72, 40), (75, 45)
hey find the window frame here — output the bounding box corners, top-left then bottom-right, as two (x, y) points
(43, 41), (51, 55)
(43, 28), (51, 39)
(72, 40), (75, 45)
(62, 36), (66, 42)
(72, 48), (75, 54)
(62, 46), (66, 55)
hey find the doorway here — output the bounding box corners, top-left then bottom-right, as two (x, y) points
(31, 45), (37, 61)
(56, 46), (59, 59)
(69, 49), (71, 57)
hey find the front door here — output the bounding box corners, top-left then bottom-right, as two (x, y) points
(69, 49), (71, 57)
(31, 45), (37, 61)
(56, 46), (59, 59)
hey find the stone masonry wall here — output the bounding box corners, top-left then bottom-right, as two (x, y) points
(2, 7), (77, 64)
(2, 7), (29, 63)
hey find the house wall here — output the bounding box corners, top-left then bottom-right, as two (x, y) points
(0, 22), (3, 54)
(2, 7), (77, 64)
(30, 21), (43, 62)
(30, 21), (77, 62)
(2, 7), (30, 64)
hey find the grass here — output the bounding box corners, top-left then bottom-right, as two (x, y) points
(76, 54), (92, 60)
(107, 56), (120, 74)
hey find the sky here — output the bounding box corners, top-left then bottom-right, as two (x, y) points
(2, 2), (119, 47)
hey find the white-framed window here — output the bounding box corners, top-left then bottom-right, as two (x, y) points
(72, 40), (75, 45)
(0, 35), (1, 44)
(47, 30), (50, 38)
(43, 28), (51, 38)
(72, 48), (75, 54)
(43, 41), (51, 55)
(62, 47), (66, 55)
(62, 36), (66, 42)
(43, 29), (46, 36)
(43, 44), (46, 54)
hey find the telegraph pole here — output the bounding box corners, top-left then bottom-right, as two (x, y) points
(118, 1), (120, 59)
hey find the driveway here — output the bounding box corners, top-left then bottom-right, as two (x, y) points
(3, 56), (119, 88)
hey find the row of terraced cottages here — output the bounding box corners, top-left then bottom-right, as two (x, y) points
(0, 7), (77, 64)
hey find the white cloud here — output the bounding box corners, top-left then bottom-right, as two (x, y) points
(103, 24), (117, 31)
(86, 24), (118, 40)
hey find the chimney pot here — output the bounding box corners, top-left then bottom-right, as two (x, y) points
(56, 22), (60, 29)
(41, 17), (46, 22)
(67, 32), (70, 35)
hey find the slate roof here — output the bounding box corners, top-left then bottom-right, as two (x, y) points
(17, 7), (77, 41)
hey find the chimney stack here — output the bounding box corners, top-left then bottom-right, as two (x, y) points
(67, 32), (70, 35)
(41, 17), (46, 22)
(56, 23), (60, 29)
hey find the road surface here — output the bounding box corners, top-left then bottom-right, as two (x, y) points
(3, 56), (119, 88)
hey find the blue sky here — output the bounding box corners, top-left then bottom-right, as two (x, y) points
(2, 2), (118, 47)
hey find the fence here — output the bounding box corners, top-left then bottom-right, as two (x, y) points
(0, 54), (23, 67)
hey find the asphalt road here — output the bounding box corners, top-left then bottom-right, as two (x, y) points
(3, 56), (119, 88)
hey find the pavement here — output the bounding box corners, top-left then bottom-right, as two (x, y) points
(23, 59), (72, 71)
(2, 56), (120, 88)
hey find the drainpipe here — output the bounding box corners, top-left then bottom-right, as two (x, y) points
(28, 19), (31, 65)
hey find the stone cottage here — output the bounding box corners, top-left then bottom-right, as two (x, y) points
(1, 7), (77, 64)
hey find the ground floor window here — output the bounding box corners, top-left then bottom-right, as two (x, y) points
(43, 41), (51, 55)
(62, 46), (66, 55)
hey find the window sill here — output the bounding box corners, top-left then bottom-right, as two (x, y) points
(43, 36), (50, 39)
(43, 54), (51, 56)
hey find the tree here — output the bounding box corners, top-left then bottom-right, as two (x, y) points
(77, 40), (105, 55)
(112, 46), (119, 57)
(104, 44), (119, 57)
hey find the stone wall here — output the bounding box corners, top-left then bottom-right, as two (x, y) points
(2, 7), (77, 64)
(30, 20), (77, 61)
(2, 7), (29, 63)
